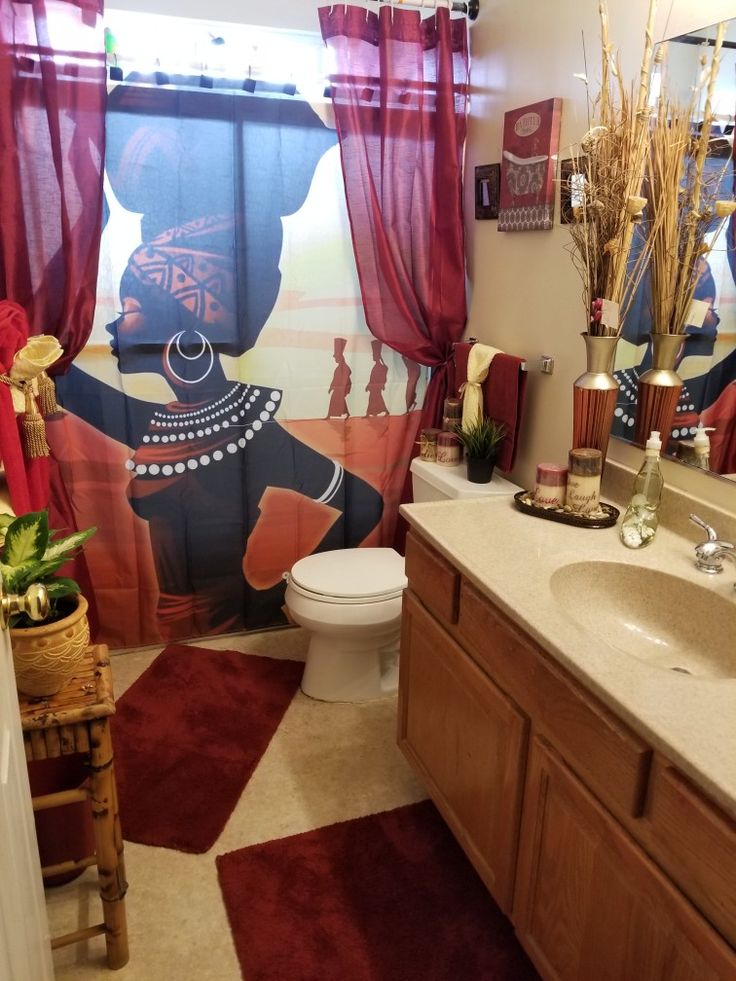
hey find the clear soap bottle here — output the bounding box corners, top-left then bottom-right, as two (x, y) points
(620, 430), (664, 549)
(692, 422), (715, 471)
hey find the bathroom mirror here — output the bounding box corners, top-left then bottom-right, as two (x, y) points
(610, 19), (736, 482)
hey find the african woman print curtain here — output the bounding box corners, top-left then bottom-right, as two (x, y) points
(54, 78), (426, 648)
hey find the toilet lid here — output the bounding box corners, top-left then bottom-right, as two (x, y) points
(290, 548), (407, 600)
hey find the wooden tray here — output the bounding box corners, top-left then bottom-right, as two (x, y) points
(513, 490), (620, 529)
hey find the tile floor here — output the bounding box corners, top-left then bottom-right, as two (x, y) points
(47, 628), (426, 980)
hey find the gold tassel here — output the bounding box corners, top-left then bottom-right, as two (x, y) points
(36, 371), (58, 416)
(21, 386), (49, 458)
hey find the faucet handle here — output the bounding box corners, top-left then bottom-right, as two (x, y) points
(689, 513), (718, 542)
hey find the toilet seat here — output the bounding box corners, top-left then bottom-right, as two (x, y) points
(288, 548), (407, 605)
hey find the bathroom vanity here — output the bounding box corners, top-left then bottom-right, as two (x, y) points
(398, 498), (736, 980)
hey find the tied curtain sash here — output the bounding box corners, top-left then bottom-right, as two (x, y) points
(319, 4), (469, 438)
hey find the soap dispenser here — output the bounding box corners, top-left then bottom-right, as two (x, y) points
(620, 430), (664, 549)
(692, 422), (715, 470)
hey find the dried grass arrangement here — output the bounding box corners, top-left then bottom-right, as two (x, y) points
(567, 0), (658, 337)
(645, 24), (735, 334)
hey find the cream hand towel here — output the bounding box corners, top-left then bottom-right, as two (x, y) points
(460, 342), (502, 429)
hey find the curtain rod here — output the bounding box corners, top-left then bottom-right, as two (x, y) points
(368, 0), (479, 21)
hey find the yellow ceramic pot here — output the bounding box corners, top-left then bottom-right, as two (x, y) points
(11, 594), (90, 697)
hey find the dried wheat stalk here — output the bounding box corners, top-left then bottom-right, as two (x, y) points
(566, 0), (658, 337)
(647, 22), (730, 334)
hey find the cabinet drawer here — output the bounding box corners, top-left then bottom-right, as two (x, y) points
(458, 579), (651, 820)
(405, 531), (460, 625)
(642, 758), (736, 949)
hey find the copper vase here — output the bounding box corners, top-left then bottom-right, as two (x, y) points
(634, 333), (683, 448)
(572, 332), (620, 462)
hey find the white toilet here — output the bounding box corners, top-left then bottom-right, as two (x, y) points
(409, 456), (521, 502)
(284, 457), (521, 702)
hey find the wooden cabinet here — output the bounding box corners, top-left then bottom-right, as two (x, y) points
(514, 737), (735, 981)
(639, 757), (736, 949)
(457, 578), (652, 823)
(400, 529), (736, 981)
(398, 592), (527, 914)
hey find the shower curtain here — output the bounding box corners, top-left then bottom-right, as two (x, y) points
(319, 5), (470, 547)
(54, 78), (426, 648)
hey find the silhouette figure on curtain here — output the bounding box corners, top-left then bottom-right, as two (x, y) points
(402, 355), (421, 413)
(366, 340), (389, 416)
(56, 84), (383, 636)
(327, 337), (351, 418)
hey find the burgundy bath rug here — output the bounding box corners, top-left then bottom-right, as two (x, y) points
(112, 645), (303, 853)
(216, 799), (539, 980)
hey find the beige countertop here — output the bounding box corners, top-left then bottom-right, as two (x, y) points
(400, 495), (736, 819)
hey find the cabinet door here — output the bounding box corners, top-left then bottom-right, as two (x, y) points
(398, 591), (528, 913)
(514, 736), (736, 981)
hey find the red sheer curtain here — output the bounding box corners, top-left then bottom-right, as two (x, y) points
(0, 0), (105, 626)
(319, 4), (469, 433)
(0, 0), (106, 368)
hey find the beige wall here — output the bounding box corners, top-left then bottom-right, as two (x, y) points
(466, 0), (736, 514)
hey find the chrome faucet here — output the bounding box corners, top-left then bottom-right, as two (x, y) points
(690, 514), (736, 587)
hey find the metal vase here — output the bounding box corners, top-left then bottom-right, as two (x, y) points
(634, 333), (684, 447)
(572, 332), (620, 461)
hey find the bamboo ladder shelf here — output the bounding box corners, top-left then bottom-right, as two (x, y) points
(18, 643), (129, 970)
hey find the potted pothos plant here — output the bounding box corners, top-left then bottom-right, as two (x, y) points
(454, 417), (506, 484)
(0, 509), (96, 696)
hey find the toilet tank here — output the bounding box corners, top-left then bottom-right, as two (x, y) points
(410, 457), (521, 502)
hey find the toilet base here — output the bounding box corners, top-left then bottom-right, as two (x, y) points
(301, 633), (399, 702)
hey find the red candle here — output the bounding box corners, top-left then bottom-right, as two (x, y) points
(534, 463), (568, 507)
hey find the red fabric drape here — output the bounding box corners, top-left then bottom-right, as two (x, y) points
(0, 301), (33, 513)
(319, 4), (469, 457)
(0, 0), (106, 370)
(0, 0), (105, 630)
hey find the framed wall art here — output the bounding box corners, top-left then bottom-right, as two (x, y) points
(498, 98), (562, 232)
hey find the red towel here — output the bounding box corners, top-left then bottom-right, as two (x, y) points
(453, 342), (527, 474)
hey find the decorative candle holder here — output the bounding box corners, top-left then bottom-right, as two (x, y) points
(442, 398), (463, 432)
(566, 447), (602, 514)
(418, 428), (441, 461)
(534, 463), (568, 508)
(436, 431), (462, 467)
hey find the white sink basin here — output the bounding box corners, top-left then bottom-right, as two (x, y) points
(550, 561), (736, 679)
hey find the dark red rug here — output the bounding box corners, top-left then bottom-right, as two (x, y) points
(216, 799), (539, 981)
(112, 645), (303, 853)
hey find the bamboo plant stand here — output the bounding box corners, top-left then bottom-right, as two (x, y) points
(18, 644), (129, 970)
